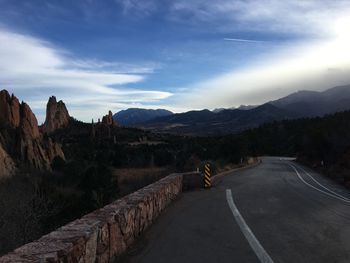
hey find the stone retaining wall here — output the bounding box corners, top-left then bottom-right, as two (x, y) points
(0, 174), (183, 263)
(181, 171), (203, 191)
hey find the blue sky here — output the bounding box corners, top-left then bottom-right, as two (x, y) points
(1, 0), (350, 122)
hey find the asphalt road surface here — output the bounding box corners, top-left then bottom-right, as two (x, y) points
(120, 157), (350, 263)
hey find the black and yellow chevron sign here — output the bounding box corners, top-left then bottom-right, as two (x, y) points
(204, 163), (211, 188)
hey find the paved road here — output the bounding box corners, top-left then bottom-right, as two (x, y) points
(120, 157), (350, 263)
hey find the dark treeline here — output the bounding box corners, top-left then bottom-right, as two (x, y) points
(192, 110), (350, 184)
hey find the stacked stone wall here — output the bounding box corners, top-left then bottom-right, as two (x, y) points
(0, 174), (183, 263)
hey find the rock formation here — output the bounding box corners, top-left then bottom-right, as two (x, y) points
(102, 110), (116, 126)
(0, 141), (15, 178)
(20, 102), (40, 139)
(0, 90), (65, 176)
(42, 96), (70, 134)
(0, 89), (21, 128)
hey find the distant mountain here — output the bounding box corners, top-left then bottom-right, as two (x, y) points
(212, 108), (226, 113)
(113, 108), (173, 126)
(136, 84), (350, 136)
(270, 84), (350, 117)
(237, 105), (257, 110)
(137, 103), (296, 136)
(212, 105), (256, 113)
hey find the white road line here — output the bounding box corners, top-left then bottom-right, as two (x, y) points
(287, 163), (350, 204)
(296, 164), (350, 202)
(226, 189), (274, 263)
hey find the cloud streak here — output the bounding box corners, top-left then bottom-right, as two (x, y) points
(224, 38), (265, 43)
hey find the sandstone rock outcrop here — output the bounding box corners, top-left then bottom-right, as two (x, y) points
(102, 111), (116, 126)
(42, 96), (70, 134)
(0, 90), (20, 128)
(0, 90), (65, 175)
(20, 102), (40, 139)
(0, 142), (15, 178)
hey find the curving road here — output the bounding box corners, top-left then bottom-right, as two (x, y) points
(120, 157), (350, 263)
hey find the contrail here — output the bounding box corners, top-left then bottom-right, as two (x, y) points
(224, 38), (265, 43)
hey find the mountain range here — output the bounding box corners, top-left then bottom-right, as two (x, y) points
(118, 84), (350, 136)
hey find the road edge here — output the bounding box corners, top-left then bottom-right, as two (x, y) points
(212, 158), (262, 184)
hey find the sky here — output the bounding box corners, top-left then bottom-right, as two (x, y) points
(1, 0), (350, 122)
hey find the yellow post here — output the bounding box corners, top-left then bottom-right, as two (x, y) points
(204, 163), (211, 188)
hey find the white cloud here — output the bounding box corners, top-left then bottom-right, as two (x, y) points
(69, 59), (160, 74)
(117, 0), (158, 16)
(224, 38), (265, 43)
(0, 28), (172, 122)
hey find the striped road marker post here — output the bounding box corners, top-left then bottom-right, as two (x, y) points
(204, 163), (211, 188)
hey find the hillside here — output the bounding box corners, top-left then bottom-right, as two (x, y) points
(209, 110), (350, 185)
(113, 108), (173, 126)
(270, 84), (350, 117)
